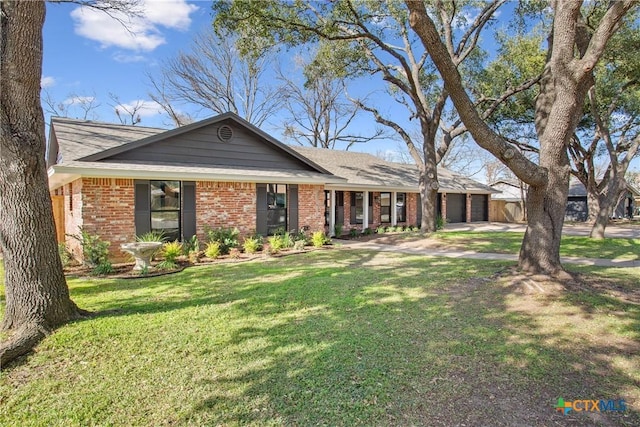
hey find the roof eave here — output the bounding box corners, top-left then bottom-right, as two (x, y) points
(48, 164), (346, 187)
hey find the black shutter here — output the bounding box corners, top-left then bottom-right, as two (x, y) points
(182, 181), (196, 240)
(416, 193), (423, 226)
(134, 180), (150, 236)
(289, 184), (298, 232)
(350, 192), (356, 224)
(256, 183), (268, 235)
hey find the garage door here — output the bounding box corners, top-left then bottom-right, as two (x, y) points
(470, 194), (488, 221)
(446, 193), (466, 223)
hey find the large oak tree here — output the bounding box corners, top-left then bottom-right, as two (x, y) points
(406, 0), (636, 274)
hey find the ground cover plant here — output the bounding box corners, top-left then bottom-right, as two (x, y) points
(1, 250), (638, 426)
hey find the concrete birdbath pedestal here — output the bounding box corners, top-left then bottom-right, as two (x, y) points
(121, 242), (163, 271)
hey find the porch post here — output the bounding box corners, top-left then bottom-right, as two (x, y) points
(391, 191), (397, 226)
(363, 190), (369, 232)
(329, 189), (336, 237)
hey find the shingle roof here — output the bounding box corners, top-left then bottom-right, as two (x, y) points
(50, 117), (165, 163)
(290, 146), (496, 194)
(49, 116), (495, 194)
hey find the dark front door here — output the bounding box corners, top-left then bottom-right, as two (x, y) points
(446, 193), (466, 223)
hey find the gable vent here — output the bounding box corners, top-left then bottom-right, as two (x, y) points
(217, 125), (234, 142)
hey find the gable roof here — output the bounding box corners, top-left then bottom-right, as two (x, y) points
(290, 146), (496, 194)
(49, 117), (165, 164)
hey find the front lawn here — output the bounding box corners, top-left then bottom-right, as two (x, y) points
(430, 231), (640, 260)
(1, 250), (638, 425)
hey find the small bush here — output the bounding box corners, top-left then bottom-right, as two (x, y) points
(162, 241), (182, 264)
(268, 235), (284, 253)
(92, 262), (114, 276)
(349, 228), (358, 237)
(136, 230), (166, 242)
(72, 228), (110, 268)
(182, 235), (200, 255)
(376, 226), (386, 234)
(229, 248), (242, 259)
(364, 227), (373, 235)
(281, 232), (294, 249)
(312, 231), (329, 248)
(243, 236), (263, 254)
(436, 215), (446, 231)
(204, 226), (239, 255)
(334, 224), (343, 237)
(205, 241), (221, 259)
(293, 240), (306, 251)
(393, 226), (404, 232)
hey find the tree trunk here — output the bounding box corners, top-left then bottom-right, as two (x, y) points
(589, 197), (610, 239)
(1, 1), (84, 367)
(418, 172), (438, 232)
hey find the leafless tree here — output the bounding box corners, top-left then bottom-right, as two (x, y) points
(42, 89), (101, 120)
(278, 56), (388, 150)
(148, 28), (283, 127)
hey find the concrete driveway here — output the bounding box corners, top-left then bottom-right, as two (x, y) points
(443, 221), (640, 239)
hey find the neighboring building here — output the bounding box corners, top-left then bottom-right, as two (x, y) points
(565, 179), (639, 222)
(489, 178), (639, 223)
(47, 113), (495, 261)
(488, 180), (526, 222)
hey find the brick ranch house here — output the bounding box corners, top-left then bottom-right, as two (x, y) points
(47, 113), (496, 261)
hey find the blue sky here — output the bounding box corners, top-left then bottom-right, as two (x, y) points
(40, 0), (639, 175)
(42, 0), (212, 129)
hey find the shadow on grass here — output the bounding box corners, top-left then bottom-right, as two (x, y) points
(68, 250), (634, 426)
(4, 250), (637, 426)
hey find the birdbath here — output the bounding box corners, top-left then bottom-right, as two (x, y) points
(121, 242), (163, 271)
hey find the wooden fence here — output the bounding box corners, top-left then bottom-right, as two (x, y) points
(52, 195), (65, 243)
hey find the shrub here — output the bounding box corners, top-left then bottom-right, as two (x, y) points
(205, 241), (221, 259)
(312, 231), (329, 248)
(243, 236), (263, 254)
(334, 224), (343, 237)
(349, 228), (358, 237)
(188, 250), (201, 264)
(290, 229), (309, 245)
(182, 235), (200, 255)
(281, 231), (294, 249)
(376, 226), (386, 234)
(92, 262), (114, 276)
(72, 228), (110, 269)
(268, 235), (284, 253)
(229, 248), (241, 259)
(204, 226), (239, 255)
(136, 230), (166, 242)
(293, 240), (306, 251)
(363, 227), (373, 235)
(162, 241), (182, 264)
(436, 215), (446, 231)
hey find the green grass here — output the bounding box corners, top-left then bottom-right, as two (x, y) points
(1, 250), (638, 426)
(431, 231), (640, 260)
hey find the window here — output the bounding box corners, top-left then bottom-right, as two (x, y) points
(267, 184), (287, 234)
(351, 192), (364, 224)
(380, 192), (391, 223)
(396, 193), (406, 222)
(324, 190), (331, 226)
(151, 180), (181, 241)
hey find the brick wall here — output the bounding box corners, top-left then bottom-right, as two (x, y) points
(80, 178), (136, 261)
(297, 184), (325, 233)
(196, 181), (256, 239)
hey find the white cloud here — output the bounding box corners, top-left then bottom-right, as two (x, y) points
(115, 100), (165, 118)
(41, 76), (56, 88)
(70, 0), (199, 52)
